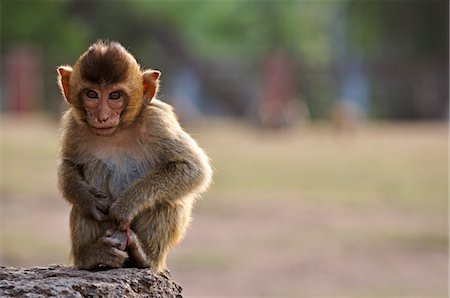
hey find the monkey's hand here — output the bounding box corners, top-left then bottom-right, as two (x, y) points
(95, 229), (129, 269)
(58, 159), (111, 222)
(104, 228), (128, 250)
(77, 228), (129, 270)
(84, 187), (111, 222)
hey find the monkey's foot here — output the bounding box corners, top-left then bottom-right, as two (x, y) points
(96, 235), (129, 269)
(75, 234), (129, 270)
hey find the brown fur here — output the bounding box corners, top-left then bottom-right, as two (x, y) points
(79, 41), (131, 85)
(57, 41), (212, 272)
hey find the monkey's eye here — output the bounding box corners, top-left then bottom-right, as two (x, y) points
(109, 91), (121, 100)
(86, 90), (98, 99)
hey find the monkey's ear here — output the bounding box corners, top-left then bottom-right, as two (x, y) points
(57, 66), (73, 103)
(142, 69), (161, 103)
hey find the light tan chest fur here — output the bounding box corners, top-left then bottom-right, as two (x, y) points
(79, 132), (156, 199)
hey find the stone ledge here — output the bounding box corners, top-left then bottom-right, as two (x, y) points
(0, 264), (183, 297)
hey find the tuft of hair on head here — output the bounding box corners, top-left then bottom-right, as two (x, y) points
(79, 40), (138, 85)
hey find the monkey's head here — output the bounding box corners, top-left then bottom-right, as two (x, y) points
(57, 41), (160, 136)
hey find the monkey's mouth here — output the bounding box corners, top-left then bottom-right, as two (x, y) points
(91, 126), (117, 136)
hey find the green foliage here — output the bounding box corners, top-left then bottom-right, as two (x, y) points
(119, 1), (336, 64)
(1, 0), (447, 119)
(1, 0), (89, 59)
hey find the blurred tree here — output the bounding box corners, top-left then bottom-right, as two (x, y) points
(346, 0), (448, 119)
(1, 0), (90, 113)
(1, 0), (447, 119)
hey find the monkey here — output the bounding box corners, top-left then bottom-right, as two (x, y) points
(56, 41), (212, 272)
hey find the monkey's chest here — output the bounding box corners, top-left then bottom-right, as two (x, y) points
(83, 155), (151, 199)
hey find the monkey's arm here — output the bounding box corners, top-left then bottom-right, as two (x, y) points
(58, 159), (110, 221)
(109, 136), (212, 228)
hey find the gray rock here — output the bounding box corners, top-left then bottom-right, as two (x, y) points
(0, 264), (182, 297)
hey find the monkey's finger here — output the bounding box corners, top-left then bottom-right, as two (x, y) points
(101, 236), (120, 246)
(104, 229), (114, 237)
(100, 249), (128, 268)
(96, 203), (109, 215)
(89, 188), (108, 199)
(111, 248), (129, 259)
(102, 236), (126, 250)
(96, 199), (110, 212)
(116, 241), (127, 251)
(97, 204), (110, 215)
(110, 230), (128, 243)
(92, 208), (108, 222)
(96, 197), (109, 206)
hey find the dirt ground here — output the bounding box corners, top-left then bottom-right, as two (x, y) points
(0, 116), (448, 297)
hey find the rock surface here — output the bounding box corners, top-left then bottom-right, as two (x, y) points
(0, 265), (183, 297)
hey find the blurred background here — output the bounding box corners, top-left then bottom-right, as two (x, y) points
(0, 0), (448, 297)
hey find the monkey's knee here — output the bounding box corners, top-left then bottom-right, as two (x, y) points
(133, 204), (192, 272)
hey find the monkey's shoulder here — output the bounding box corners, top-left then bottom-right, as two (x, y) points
(140, 99), (184, 137)
(144, 99), (179, 125)
(148, 99), (175, 114)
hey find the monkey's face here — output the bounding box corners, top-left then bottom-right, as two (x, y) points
(57, 41), (160, 136)
(81, 85), (127, 136)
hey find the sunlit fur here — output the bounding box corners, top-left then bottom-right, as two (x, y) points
(57, 41), (212, 272)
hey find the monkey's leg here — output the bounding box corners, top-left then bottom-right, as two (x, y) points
(70, 208), (128, 270)
(132, 202), (192, 273)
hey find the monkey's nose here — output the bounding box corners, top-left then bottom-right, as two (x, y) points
(98, 111), (111, 123)
(98, 104), (112, 123)
(98, 116), (109, 123)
